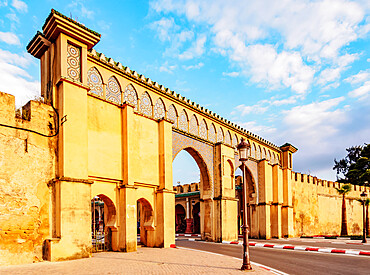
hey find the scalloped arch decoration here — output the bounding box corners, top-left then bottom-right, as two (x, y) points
(167, 104), (178, 127)
(209, 123), (216, 142)
(190, 115), (199, 136)
(154, 98), (166, 119)
(140, 92), (153, 117)
(87, 67), (103, 97)
(179, 110), (188, 132)
(106, 76), (121, 104)
(124, 84), (138, 111)
(199, 119), (207, 140)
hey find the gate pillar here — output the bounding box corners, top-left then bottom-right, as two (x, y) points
(257, 159), (272, 239)
(27, 11), (101, 261)
(118, 185), (137, 252)
(280, 144), (297, 237)
(214, 143), (238, 242)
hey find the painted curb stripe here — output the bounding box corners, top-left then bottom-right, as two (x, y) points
(305, 247), (319, 251)
(331, 249), (345, 253)
(359, 251), (370, 256)
(264, 244), (275, 248)
(283, 245), (295, 249)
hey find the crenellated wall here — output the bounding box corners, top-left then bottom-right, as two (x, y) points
(0, 91), (57, 265)
(292, 171), (369, 236)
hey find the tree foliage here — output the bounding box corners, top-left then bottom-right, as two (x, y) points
(334, 144), (370, 186)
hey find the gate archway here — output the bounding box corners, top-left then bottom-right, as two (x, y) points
(91, 194), (117, 252)
(137, 198), (154, 247)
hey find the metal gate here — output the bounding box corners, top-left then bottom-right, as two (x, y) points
(92, 197), (108, 252)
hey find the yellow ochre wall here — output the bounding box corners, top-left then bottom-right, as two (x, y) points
(0, 92), (57, 265)
(292, 172), (368, 236)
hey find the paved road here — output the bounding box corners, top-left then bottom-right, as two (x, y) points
(176, 239), (370, 275)
(177, 236), (370, 251)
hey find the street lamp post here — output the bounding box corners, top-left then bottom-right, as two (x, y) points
(360, 191), (367, 243)
(237, 138), (252, 271)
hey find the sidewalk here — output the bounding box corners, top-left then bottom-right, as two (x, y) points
(0, 247), (273, 275)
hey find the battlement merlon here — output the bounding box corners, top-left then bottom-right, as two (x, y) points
(27, 9), (100, 59)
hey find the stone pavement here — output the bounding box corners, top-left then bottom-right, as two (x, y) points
(0, 247), (273, 275)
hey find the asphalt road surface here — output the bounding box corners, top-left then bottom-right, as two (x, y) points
(176, 239), (370, 275)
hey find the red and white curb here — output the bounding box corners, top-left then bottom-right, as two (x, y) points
(176, 234), (201, 237)
(221, 240), (370, 256)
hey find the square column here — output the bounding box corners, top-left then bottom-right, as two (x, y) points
(118, 185), (137, 252)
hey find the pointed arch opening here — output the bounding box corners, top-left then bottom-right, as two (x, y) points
(189, 115), (199, 136)
(209, 123), (216, 142)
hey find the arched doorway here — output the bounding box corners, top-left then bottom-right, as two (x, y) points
(173, 147), (211, 239)
(91, 194), (117, 252)
(175, 204), (186, 233)
(137, 198), (154, 247)
(192, 202), (200, 234)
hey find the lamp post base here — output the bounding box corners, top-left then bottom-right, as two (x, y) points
(241, 264), (252, 271)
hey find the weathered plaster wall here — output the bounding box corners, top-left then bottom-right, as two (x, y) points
(292, 172), (368, 236)
(0, 92), (56, 265)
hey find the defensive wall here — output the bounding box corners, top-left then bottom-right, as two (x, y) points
(292, 172), (369, 236)
(175, 178), (369, 237)
(0, 92), (57, 265)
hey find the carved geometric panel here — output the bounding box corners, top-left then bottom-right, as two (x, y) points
(225, 130), (231, 145)
(87, 67), (103, 96)
(167, 104), (178, 127)
(199, 119), (207, 140)
(217, 127), (224, 143)
(106, 76), (121, 104)
(124, 84), (138, 111)
(262, 148), (266, 159)
(140, 92), (153, 117)
(172, 131), (214, 194)
(179, 110), (188, 132)
(67, 43), (81, 82)
(154, 98), (166, 119)
(209, 123), (216, 143)
(251, 143), (256, 158)
(256, 145), (261, 160)
(232, 134), (238, 147)
(189, 115), (198, 136)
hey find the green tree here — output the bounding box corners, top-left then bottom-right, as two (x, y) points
(335, 184), (352, 236)
(334, 144), (370, 186)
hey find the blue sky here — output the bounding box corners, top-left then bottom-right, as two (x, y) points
(0, 0), (369, 183)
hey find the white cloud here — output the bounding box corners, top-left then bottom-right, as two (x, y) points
(178, 35), (206, 60)
(11, 0), (27, 13)
(345, 69), (370, 85)
(6, 13), (19, 23)
(222, 71), (239, 77)
(0, 49), (40, 107)
(348, 81), (370, 99)
(159, 61), (177, 74)
(233, 103), (268, 116)
(182, 62), (204, 70)
(0, 31), (20, 45)
(236, 121), (276, 136)
(151, 0), (367, 93)
(270, 96), (297, 106)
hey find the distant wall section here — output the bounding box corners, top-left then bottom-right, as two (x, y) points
(292, 172), (368, 236)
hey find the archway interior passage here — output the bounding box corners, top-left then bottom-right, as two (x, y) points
(173, 150), (200, 186)
(91, 194), (117, 252)
(173, 149), (202, 235)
